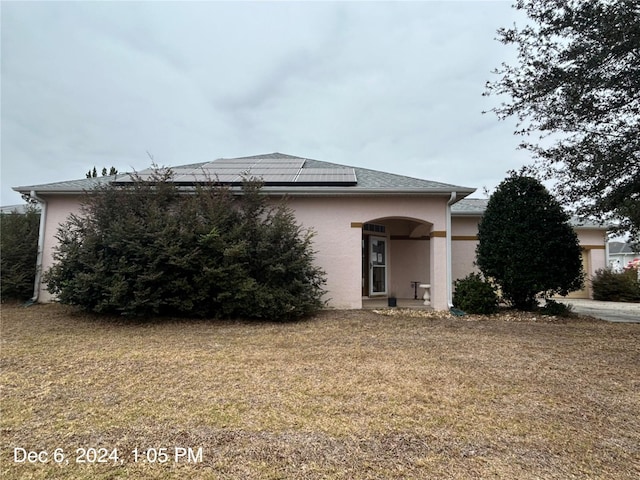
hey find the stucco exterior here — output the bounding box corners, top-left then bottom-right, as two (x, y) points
(449, 214), (608, 299)
(37, 194), (84, 303)
(287, 195), (450, 310)
(32, 192), (454, 310)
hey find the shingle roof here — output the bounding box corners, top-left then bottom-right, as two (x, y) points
(13, 175), (117, 194)
(452, 198), (608, 229)
(13, 153), (475, 196)
(609, 241), (639, 254)
(451, 198), (488, 215)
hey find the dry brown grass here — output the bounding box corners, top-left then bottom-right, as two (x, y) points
(1, 303), (639, 479)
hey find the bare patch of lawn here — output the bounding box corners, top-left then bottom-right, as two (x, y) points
(1, 303), (639, 479)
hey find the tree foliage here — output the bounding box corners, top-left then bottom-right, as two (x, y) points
(44, 169), (326, 320)
(1, 206), (40, 301)
(485, 0), (640, 241)
(86, 166), (118, 178)
(476, 174), (584, 310)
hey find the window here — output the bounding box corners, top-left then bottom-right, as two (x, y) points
(363, 223), (386, 234)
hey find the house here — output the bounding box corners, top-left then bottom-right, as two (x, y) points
(13, 153), (608, 310)
(608, 241), (640, 272)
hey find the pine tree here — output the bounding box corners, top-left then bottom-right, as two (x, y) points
(86, 166), (118, 178)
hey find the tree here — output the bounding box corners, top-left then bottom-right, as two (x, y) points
(44, 168), (326, 320)
(1, 205), (40, 301)
(86, 166), (118, 178)
(476, 174), (584, 310)
(484, 0), (640, 242)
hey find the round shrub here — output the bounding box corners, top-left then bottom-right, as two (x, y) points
(453, 273), (499, 315)
(592, 268), (640, 302)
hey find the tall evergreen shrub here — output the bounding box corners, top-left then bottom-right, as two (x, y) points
(476, 174), (584, 310)
(1, 206), (40, 301)
(44, 169), (326, 320)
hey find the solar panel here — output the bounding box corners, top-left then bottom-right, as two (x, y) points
(295, 168), (357, 185)
(173, 172), (241, 183)
(113, 159), (357, 187)
(257, 173), (298, 182)
(254, 161), (305, 168)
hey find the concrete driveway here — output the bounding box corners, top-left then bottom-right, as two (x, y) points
(555, 298), (640, 323)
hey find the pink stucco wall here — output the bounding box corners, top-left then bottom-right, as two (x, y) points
(38, 195), (85, 302)
(449, 216), (609, 299)
(37, 193), (453, 310)
(35, 193), (609, 309)
(452, 240), (479, 282)
(286, 195), (450, 310)
(390, 239), (430, 299)
(451, 216), (481, 282)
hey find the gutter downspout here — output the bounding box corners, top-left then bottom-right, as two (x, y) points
(28, 190), (47, 304)
(446, 192), (457, 307)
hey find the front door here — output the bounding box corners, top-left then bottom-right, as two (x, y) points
(369, 236), (387, 296)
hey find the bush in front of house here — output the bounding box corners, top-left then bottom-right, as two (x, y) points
(1, 205), (40, 301)
(592, 268), (640, 302)
(476, 174), (584, 311)
(452, 273), (499, 314)
(539, 299), (573, 317)
(44, 168), (326, 320)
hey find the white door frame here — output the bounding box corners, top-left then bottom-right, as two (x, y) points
(369, 235), (388, 296)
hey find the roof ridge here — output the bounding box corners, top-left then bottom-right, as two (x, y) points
(219, 152), (306, 161)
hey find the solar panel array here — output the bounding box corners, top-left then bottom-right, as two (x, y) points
(118, 157), (357, 186)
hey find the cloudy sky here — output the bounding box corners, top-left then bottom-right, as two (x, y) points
(1, 0), (531, 206)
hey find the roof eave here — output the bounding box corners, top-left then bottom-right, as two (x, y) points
(451, 211), (484, 217)
(13, 187), (86, 196)
(14, 185), (477, 197)
(256, 187), (476, 197)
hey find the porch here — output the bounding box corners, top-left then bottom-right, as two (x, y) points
(362, 298), (434, 310)
(361, 216), (447, 310)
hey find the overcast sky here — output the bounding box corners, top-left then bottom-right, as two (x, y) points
(1, 0), (531, 206)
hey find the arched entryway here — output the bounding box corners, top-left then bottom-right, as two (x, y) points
(362, 217), (433, 300)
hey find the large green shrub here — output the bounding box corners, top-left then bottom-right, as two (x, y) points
(476, 174), (584, 310)
(44, 169), (326, 320)
(592, 268), (640, 302)
(452, 273), (499, 314)
(1, 206), (40, 301)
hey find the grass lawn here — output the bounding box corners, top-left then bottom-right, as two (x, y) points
(1, 303), (639, 479)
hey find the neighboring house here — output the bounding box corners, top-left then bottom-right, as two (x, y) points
(608, 241), (640, 272)
(13, 153), (608, 310)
